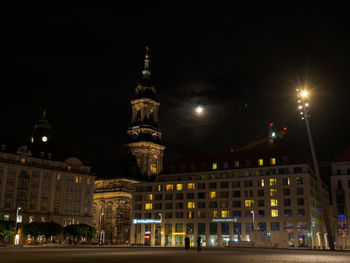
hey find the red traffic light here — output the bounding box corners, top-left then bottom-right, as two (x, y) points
(269, 122), (274, 127)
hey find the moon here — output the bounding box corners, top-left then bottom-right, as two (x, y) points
(195, 106), (204, 114)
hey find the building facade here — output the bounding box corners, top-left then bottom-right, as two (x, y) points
(130, 147), (329, 248)
(330, 145), (350, 249)
(93, 178), (139, 244)
(0, 145), (95, 227)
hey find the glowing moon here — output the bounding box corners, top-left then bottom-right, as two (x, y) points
(195, 106), (204, 114)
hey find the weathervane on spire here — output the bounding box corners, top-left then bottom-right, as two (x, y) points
(145, 46), (150, 59)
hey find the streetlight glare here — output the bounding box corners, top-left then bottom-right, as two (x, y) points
(300, 90), (308, 98)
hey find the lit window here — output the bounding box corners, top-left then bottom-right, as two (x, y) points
(270, 158), (276, 165)
(234, 161), (240, 168)
(20, 158), (26, 163)
(187, 183), (195, 190)
(221, 210), (229, 218)
(166, 184), (174, 191)
(209, 191), (216, 199)
(245, 200), (254, 207)
(146, 194), (153, 201)
(176, 184), (183, 191)
(270, 178), (277, 186)
(258, 159), (264, 166)
(157, 185), (162, 191)
(145, 203), (153, 210)
(213, 210), (218, 218)
(187, 212), (194, 219)
(75, 177), (79, 183)
(258, 179), (265, 187)
(270, 189), (277, 196)
(270, 199), (278, 207)
(151, 164), (157, 174)
(68, 165), (72, 171)
(4, 214), (9, 221)
(271, 209), (279, 217)
(187, 202), (195, 209)
(212, 163), (217, 170)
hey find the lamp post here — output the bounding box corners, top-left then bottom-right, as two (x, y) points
(14, 207), (21, 245)
(297, 88), (335, 250)
(99, 212), (104, 245)
(251, 210), (255, 230)
(158, 213), (163, 246)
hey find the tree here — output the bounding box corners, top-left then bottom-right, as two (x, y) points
(0, 220), (15, 242)
(63, 224), (96, 244)
(23, 222), (43, 244)
(43, 222), (62, 243)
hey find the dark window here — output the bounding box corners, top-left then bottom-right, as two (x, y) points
(165, 203), (173, 209)
(155, 194), (162, 200)
(198, 183), (206, 189)
(296, 177), (303, 184)
(233, 191), (241, 197)
(197, 192), (206, 199)
(258, 210), (265, 217)
(220, 191), (229, 198)
(297, 209), (305, 216)
(222, 223), (229, 235)
(165, 212), (173, 219)
(258, 190), (264, 197)
(246, 222), (253, 232)
(209, 182), (217, 189)
(186, 193), (195, 199)
(297, 198), (304, 206)
(284, 209), (292, 216)
(270, 222), (280, 231)
(245, 160), (252, 167)
(209, 223), (217, 234)
(258, 200), (265, 207)
(284, 199), (291, 206)
(294, 167), (303, 173)
(337, 169), (341, 175)
(244, 190), (253, 197)
(220, 182), (229, 188)
(198, 202), (206, 208)
(175, 212), (183, 218)
(165, 194), (173, 200)
(244, 180), (253, 187)
(223, 161), (229, 169)
(282, 178), (290, 185)
(135, 195), (142, 201)
(258, 222), (267, 231)
(232, 181), (240, 188)
(296, 188), (304, 195)
(154, 203), (162, 209)
(134, 204), (142, 210)
(209, 201), (217, 208)
(221, 201), (229, 208)
(233, 211), (241, 217)
(198, 223), (206, 235)
(186, 223), (194, 234)
(176, 202), (183, 209)
(283, 188), (290, 195)
(176, 193), (183, 200)
(232, 201), (241, 207)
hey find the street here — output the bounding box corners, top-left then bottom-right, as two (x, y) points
(0, 247), (349, 263)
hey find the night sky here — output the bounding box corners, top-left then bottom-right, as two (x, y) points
(1, 5), (350, 175)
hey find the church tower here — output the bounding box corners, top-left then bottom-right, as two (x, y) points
(126, 47), (165, 177)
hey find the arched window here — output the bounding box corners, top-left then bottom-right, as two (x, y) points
(106, 203), (113, 219)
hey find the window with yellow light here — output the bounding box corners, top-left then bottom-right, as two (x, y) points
(258, 159), (264, 166)
(157, 185), (162, 191)
(270, 199), (278, 207)
(259, 179), (265, 187)
(176, 184), (183, 191)
(212, 163), (217, 170)
(271, 209), (278, 217)
(270, 158), (276, 165)
(212, 210), (218, 218)
(245, 200), (254, 207)
(270, 178), (277, 186)
(187, 212), (194, 219)
(166, 184), (174, 191)
(209, 191), (216, 199)
(187, 183), (195, 190)
(270, 189), (277, 196)
(151, 164), (157, 174)
(221, 210), (229, 218)
(187, 202), (195, 209)
(145, 203), (153, 210)
(146, 194), (153, 201)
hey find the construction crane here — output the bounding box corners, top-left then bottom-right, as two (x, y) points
(234, 122), (287, 152)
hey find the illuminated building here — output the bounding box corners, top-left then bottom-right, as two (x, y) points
(130, 147), (329, 248)
(93, 178), (139, 244)
(0, 113), (95, 230)
(330, 145), (350, 249)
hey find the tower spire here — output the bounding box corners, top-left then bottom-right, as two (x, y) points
(142, 46), (151, 79)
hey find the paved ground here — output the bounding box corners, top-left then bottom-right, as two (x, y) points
(0, 247), (350, 263)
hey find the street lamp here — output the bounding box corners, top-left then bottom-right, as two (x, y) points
(297, 88), (335, 250)
(99, 212), (104, 245)
(251, 210), (255, 230)
(14, 207), (21, 245)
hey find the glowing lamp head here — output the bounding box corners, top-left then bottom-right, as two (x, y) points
(269, 122), (274, 127)
(283, 127), (287, 131)
(300, 90), (308, 98)
(195, 106), (204, 114)
(42, 136), (48, 142)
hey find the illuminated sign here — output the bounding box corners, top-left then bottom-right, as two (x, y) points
(16, 215), (22, 223)
(212, 219), (234, 222)
(132, 219), (161, 224)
